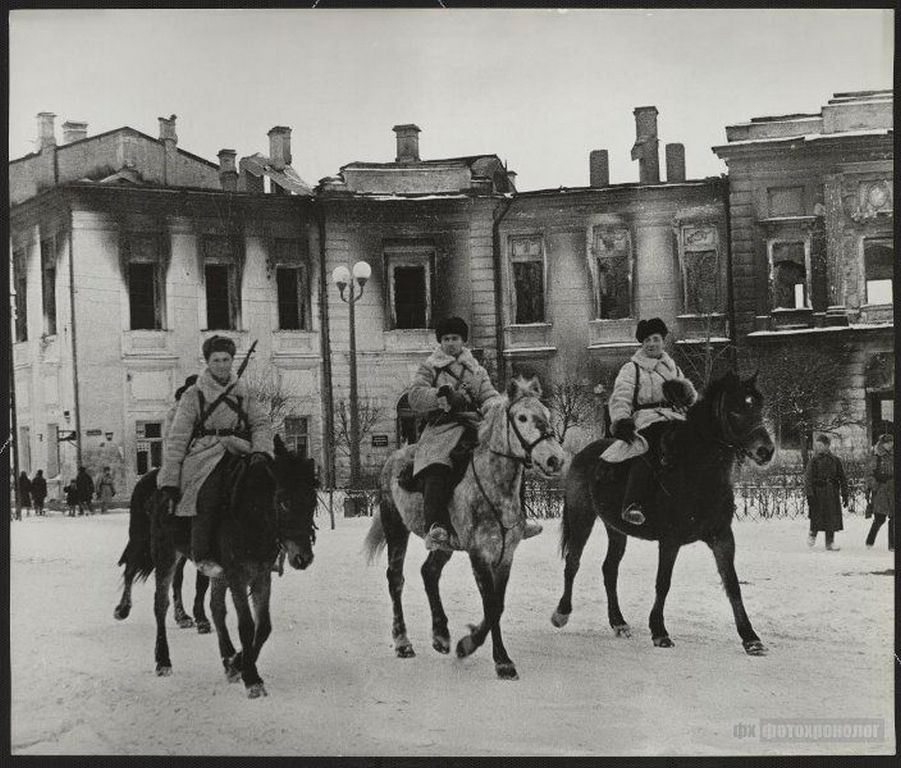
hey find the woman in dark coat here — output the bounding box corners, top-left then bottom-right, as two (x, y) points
(805, 434), (849, 551)
(30, 470), (47, 516)
(18, 472), (32, 517)
(865, 431), (894, 550)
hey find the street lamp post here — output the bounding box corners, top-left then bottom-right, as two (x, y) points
(331, 260), (372, 486)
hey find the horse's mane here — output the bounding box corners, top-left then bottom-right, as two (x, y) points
(478, 394), (509, 444)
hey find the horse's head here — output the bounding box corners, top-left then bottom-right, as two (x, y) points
(269, 435), (319, 570)
(708, 370), (774, 466)
(484, 376), (566, 478)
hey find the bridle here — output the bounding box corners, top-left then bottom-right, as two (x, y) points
(266, 461), (317, 556)
(489, 395), (558, 469)
(712, 387), (768, 461)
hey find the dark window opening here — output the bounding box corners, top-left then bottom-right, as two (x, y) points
(129, 263), (160, 330)
(683, 249), (720, 314)
(136, 421), (163, 475)
(393, 265), (427, 329)
(284, 416), (309, 459)
(513, 261), (545, 323)
(41, 239), (57, 336)
(13, 250), (27, 342)
(864, 241), (893, 305)
(870, 394), (894, 444)
(772, 243), (806, 309)
(593, 230), (631, 319)
(205, 264), (234, 330)
(277, 267), (306, 330)
(779, 417), (811, 452)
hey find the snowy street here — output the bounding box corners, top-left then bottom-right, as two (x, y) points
(10, 509), (895, 756)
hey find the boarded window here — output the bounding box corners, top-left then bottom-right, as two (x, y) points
(13, 250), (27, 342)
(864, 240), (893, 305)
(511, 236), (545, 324)
(284, 416), (309, 458)
(41, 238), (57, 336)
(772, 242), (807, 309)
(593, 228), (631, 319)
(276, 267), (307, 330)
(768, 186), (805, 217)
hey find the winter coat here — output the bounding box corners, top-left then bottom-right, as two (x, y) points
(805, 451), (849, 532)
(869, 440), (894, 519)
(18, 474), (31, 503)
(602, 348), (698, 463)
(97, 473), (116, 502)
(65, 483), (79, 506)
(75, 470), (95, 503)
(30, 475), (47, 502)
(158, 368), (272, 517)
(408, 346), (500, 477)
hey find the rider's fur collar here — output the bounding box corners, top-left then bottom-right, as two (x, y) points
(197, 367), (246, 398)
(631, 348), (679, 374)
(426, 345), (480, 371)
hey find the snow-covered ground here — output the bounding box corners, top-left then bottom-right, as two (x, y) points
(10, 509), (895, 756)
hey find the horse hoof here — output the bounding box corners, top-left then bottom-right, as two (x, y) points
(113, 606), (130, 621)
(744, 640), (768, 656)
(432, 635), (451, 654)
(247, 683), (268, 699)
(551, 610), (570, 628)
(395, 644), (416, 659)
(156, 664), (172, 677)
(496, 663), (519, 681)
(456, 635), (477, 658)
(613, 624), (632, 638)
(196, 621), (212, 635)
(652, 636), (674, 648)
(177, 617), (195, 629)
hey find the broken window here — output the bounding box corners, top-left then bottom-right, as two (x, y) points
(127, 234), (163, 330)
(771, 242), (807, 309)
(41, 238), (57, 336)
(135, 421), (163, 475)
(203, 236), (239, 330)
(283, 416), (309, 459)
(864, 239), (893, 305)
(274, 239), (309, 330)
(511, 236), (545, 324)
(13, 249), (27, 342)
(386, 250), (431, 330)
(680, 227), (720, 314)
(592, 228), (631, 319)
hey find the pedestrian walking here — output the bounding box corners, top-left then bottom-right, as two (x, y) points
(30, 470), (47, 517)
(865, 430), (894, 551)
(75, 466), (95, 515)
(17, 471), (32, 518)
(65, 480), (79, 517)
(96, 466), (116, 514)
(805, 434), (849, 551)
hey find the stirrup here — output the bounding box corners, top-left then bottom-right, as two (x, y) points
(621, 504), (646, 526)
(424, 524), (453, 552)
(196, 559), (225, 579)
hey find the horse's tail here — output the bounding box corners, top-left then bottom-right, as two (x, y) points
(118, 469), (157, 582)
(363, 496), (388, 564)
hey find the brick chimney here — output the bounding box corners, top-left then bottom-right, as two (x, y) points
(62, 120), (88, 144)
(631, 106), (660, 184)
(268, 126), (292, 171)
(590, 149), (610, 187)
(393, 124), (421, 163)
(665, 143), (686, 182)
(158, 115), (178, 186)
(37, 112), (57, 151)
(158, 114), (178, 144)
(218, 149), (238, 192)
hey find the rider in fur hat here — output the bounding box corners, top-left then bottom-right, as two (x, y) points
(603, 317), (697, 526)
(408, 316), (543, 550)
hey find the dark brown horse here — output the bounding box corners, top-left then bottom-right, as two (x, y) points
(114, 435), (318, 697)
(552, 370), (774, 655)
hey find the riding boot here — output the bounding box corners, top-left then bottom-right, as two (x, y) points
(191, 506), (224, 578)
(621, 457), (654, 525)
(421, 464), (454, 551)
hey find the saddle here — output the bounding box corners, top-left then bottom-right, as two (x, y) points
(397, 429), (477, 494)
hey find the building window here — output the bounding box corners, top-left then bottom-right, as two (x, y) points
(126, 233), (165, 330)
(680, 227), (720, 314)
(203, 235), (239, 331)
(386, 249), (432, 330)
(510, 236), (545, 324)
(771, 242), (807, 309)
(13, 249), (27, 342)
(591, 227), (632, 319)
(864, 239), (893, 305)
(41, 238), (57, 336)
(276, 266), (308, 330)
(135, 421), (163, 475)
(767, 186), (805, 217)
(283, 416), (309, 458)
(396, 393), (420, 447)
(778, 417), (811, 452)
(870, 393), (894, 444)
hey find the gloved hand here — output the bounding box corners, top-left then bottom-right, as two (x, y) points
(612, 417), (637, 443)
(663, 378), (693, 410)
(159, 486), (180, 515)
(437, 385), (469, 412)
(249, 452), (269, 467)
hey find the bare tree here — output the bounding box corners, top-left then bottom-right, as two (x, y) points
(672, 312), (736, 392)
(243, 366), (313, 434)
(332, 396), (384, 458)
(545, 369), (605, 442)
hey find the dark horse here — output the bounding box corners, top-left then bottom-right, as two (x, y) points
(114, 435), (319, 697)
(552, 370), (775, 655)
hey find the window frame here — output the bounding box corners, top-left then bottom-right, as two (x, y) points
(126, 232), (165, 331)
(678, 225), (721, 315)
(12, 248), (27, 342)
(283, 415), (310, 459)
(384, 246), (434, 331)
(767, 237), (811, 311)
(862, 237), (893, 307)
(202, 235), (240, 331)
(40, 237), (57, 337)
(589, 226), (633, 320)
(508, 234), (547, 326)
(135, 420), (164, 475)
(273, 238), (311, 331)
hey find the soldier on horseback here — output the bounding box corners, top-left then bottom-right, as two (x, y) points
(157, 336), (272, 578)
(603, 317), (698, 526)
(408, 316), (543, 551)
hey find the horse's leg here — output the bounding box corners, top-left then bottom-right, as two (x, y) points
(193, 572), (211, 634)
(245, 568), (273, 698)
(456, 553), (500, 663)
(171, 556), (194, 629)
(114, 559), (138, 621)
(551, 499), (596, 628)
(421, 549), (453, 654)
(382, 503), (414, 658)
(209, 578), (240, 682)
(487, 561), (518, 680)
(707, 526), (767, 656)
(602, 525), (631, 637)
(228, 573), (265, 698)
(649, 539), (681, 648)
(153, 555), (177, 676)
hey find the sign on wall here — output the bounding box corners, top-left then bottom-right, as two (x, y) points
(371, 434), (389, 447)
